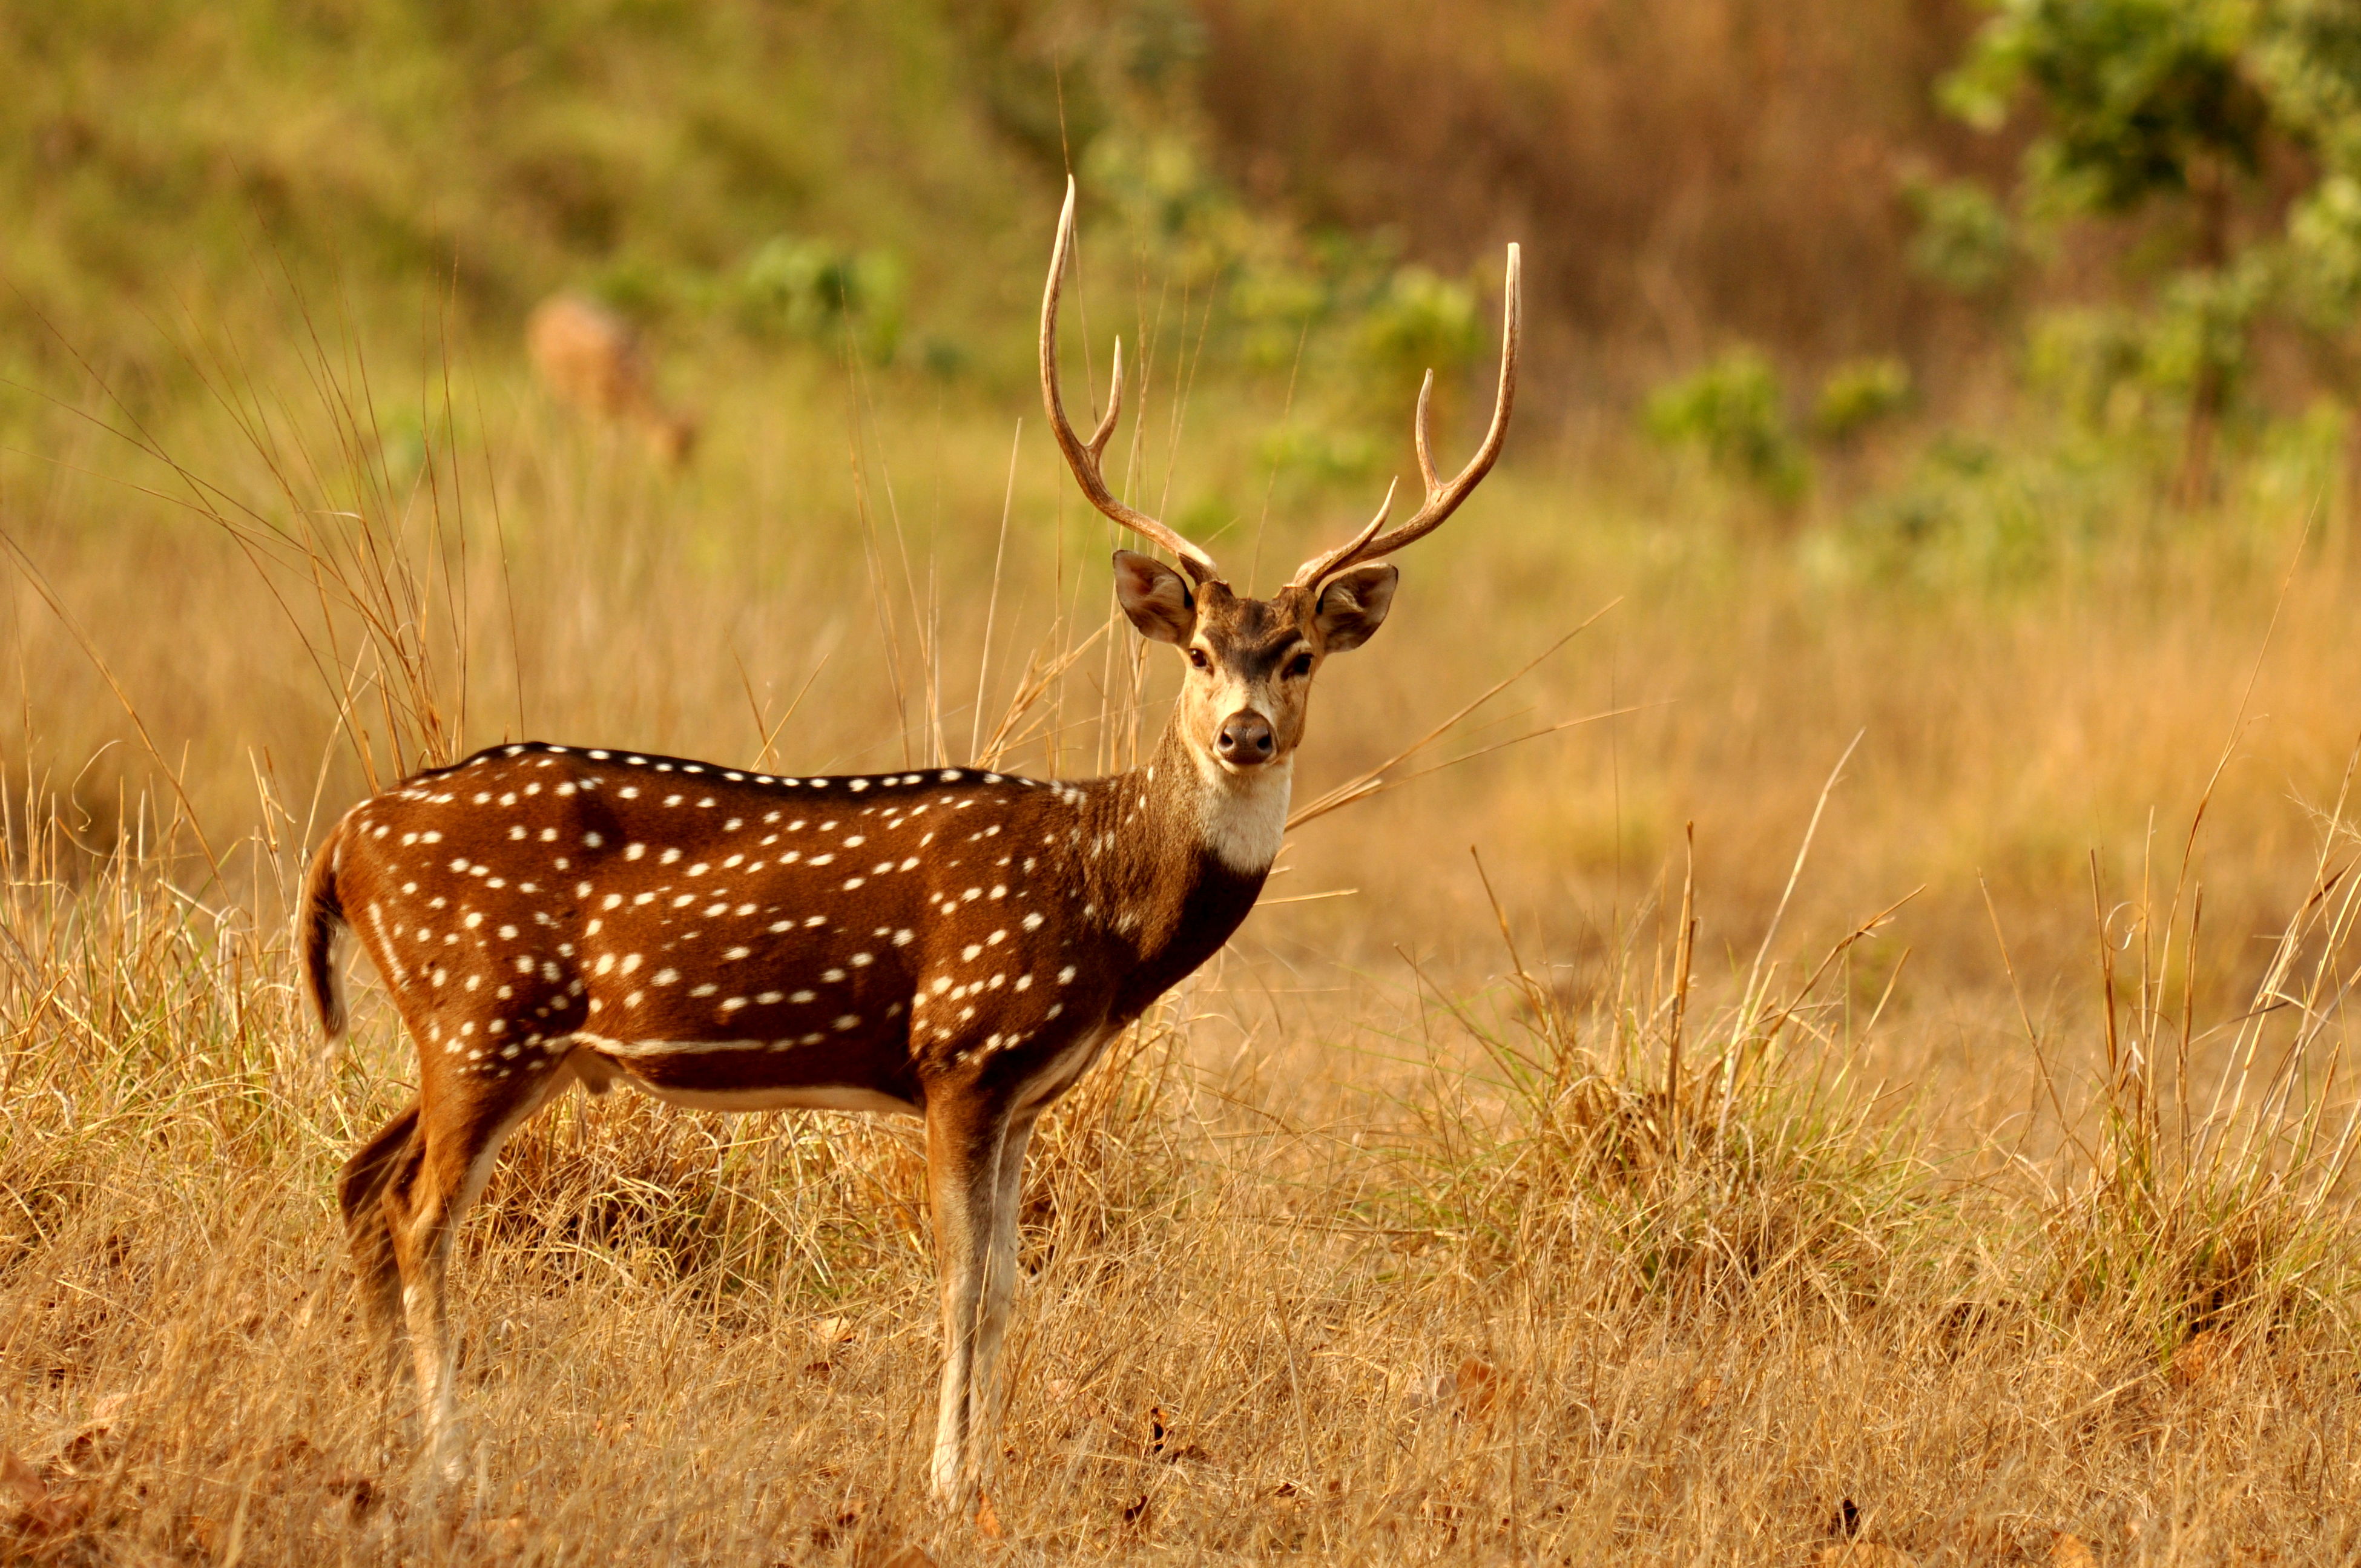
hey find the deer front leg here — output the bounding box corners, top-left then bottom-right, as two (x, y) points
(926, 1099), (1023, 1509)
(972, 1110), (1039, 1455)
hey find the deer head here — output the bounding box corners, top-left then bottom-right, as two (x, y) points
(1041, 179), (1520, 784)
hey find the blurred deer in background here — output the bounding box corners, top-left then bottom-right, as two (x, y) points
(309, 182), (1516, 1510)
(525, 294), (698, 466)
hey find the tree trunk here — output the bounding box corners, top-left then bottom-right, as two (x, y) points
(2175, 366), (2222, 511)
(2174, 166), (2233, 511)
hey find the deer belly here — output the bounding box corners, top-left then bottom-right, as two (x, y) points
(581, 1029), (921, 1114)
(1010, 1023), (1115, 1113)
(614, 1077), (919, 1116)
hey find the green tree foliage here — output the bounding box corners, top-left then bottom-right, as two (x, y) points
(1944, 1), (2268, 218)
(2260, 4), (2361, 352)
(1942, 0), (2361, 500)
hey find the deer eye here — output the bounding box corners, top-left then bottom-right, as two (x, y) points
(1187, 647), (1211, 671)
(1286, 651), (1315, 679)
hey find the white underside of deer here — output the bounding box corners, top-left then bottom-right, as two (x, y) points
(298, 178), (1518, 1516)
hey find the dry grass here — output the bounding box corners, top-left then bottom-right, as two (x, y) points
(2, 293), (2360, 1563)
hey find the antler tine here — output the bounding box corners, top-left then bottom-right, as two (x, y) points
(1289, 243), (1521, 590)
(1041, 177), (1218, 583)
(1413, 369), (1440, 494)
(1088, 337), (1125, 458)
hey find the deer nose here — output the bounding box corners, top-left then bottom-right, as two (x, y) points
(1214, 710), (1276, 767)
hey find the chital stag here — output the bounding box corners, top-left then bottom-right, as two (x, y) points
(303, 180), (1518, 1506)
(525, 294), (698, 466)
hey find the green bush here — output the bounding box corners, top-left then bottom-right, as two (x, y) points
(2023, 306), (2153, 433)
(1255, 421), (1379, 487)
(1812, 357), (1915, 441)
(735, 236), (906, 364)
(1644, 347), (1809, 505)
(1903, 176), (2018, 295)
(1355, 267), (1480, 387)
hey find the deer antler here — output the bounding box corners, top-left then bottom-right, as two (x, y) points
(1288, 243), (1521, 590)
(1042, 178), (1220, 585)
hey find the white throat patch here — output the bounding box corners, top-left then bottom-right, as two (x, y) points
(1189, 746), (1291, 873)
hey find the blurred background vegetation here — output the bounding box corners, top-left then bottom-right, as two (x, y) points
(11, 0), (2361, 535)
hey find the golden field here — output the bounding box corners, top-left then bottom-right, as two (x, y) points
(0, 306), (2353, 1564)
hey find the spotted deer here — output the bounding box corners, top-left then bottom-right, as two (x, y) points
(525, 293), (698, 466)
(303, 180), (1518, 1506)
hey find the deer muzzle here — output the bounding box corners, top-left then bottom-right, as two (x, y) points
(1214, 710), (1277, 768)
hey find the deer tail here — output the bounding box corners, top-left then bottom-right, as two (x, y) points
(299, 820), (349, 1043)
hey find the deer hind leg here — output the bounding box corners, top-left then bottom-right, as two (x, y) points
(926, 1101), (1033, 1509)
(338, 1098), (424, 1386)
(375, 1066), (572, 1485)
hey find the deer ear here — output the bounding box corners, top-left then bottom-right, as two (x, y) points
(1314, 563), (1399, 652)
(1113, 550), (1196, 646)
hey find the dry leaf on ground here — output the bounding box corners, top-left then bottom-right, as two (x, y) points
(0, 1447), (84, 1538)
(2050, 1531), (2098, 1567)
(50, 1391), (130, 1471)
(0, 1450), (46, 1512)
(1454, 1358), (1506, 1418)
(324, 1472), (380, 1520)
(2171, 1328), (2240, 1390)
(1142, 1405), (1210, 1461)
(1424, 1357), (1521, 1425)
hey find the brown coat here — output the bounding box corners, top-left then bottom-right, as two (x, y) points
(304, 728), (1265, 1121)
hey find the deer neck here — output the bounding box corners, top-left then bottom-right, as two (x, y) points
(1149, 717), (1291, 879)
(1065, 719), (1286, 994)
